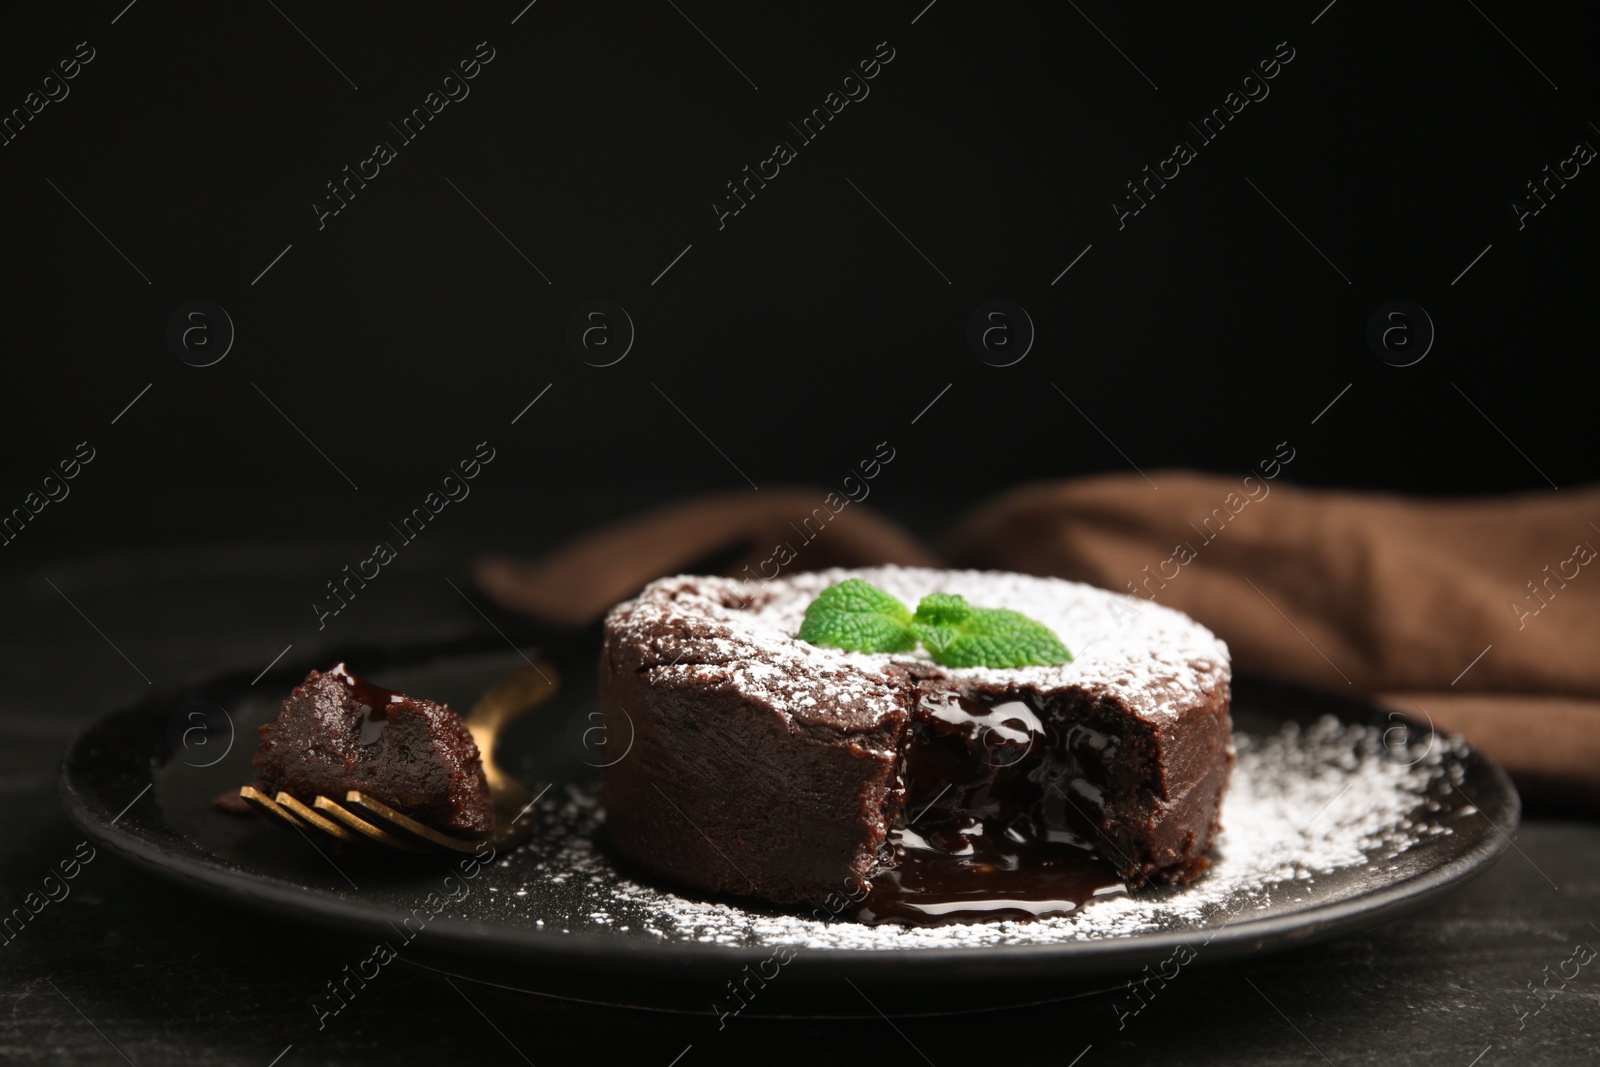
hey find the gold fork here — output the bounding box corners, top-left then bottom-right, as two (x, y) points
(240, 662), (558, 854)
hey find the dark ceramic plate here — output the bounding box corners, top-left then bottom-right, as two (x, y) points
(59, 638), (1518, 1016)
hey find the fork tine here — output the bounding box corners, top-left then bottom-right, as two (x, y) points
(274, 792), (367, 846)
(343, 790), (485, 853)
(240, 785), (307, 828)
(313, 795), (432, 853)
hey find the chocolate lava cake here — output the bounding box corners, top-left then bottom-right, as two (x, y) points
(599, 566), (1233, 922)
(252, 664), (494, 835)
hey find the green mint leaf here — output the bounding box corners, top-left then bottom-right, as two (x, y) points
(797, 578), (917, 653)
(797, 582), (1073, 668)
(911, 592), (1073, 669)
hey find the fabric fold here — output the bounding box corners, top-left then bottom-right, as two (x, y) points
(474, 474), (1600, 810)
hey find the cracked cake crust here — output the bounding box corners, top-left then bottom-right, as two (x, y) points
(599, 566), (1233, 910)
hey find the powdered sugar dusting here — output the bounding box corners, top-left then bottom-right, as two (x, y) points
(491, 716), (1469, 950)
(606, 566), (1229, 728)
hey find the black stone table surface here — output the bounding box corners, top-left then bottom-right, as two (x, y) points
(3, 541), (1595, 1065)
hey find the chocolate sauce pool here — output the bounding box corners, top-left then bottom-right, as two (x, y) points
(858, 690), (1127, 924)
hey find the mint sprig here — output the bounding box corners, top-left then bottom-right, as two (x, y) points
(798, 578), (918, 654)
(910, 592), (1073, 668)
(797, 580), (1072, 668)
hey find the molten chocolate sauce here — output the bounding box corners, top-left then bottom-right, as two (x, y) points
(326, 663), (404, 745)
(858, 690), (1127, 924)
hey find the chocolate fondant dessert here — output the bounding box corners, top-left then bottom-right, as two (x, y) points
(599, 567), (1232, 922)
(252, 664), (494, 835)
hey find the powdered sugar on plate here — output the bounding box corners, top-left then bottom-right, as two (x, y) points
(489, 714), (1471, 951)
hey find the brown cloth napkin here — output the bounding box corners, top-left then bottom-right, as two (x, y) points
(475, 476), (1600, 812)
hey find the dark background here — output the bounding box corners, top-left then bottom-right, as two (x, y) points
(2, 2), (1597, 1064)
(1, 0), (1595, 567)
